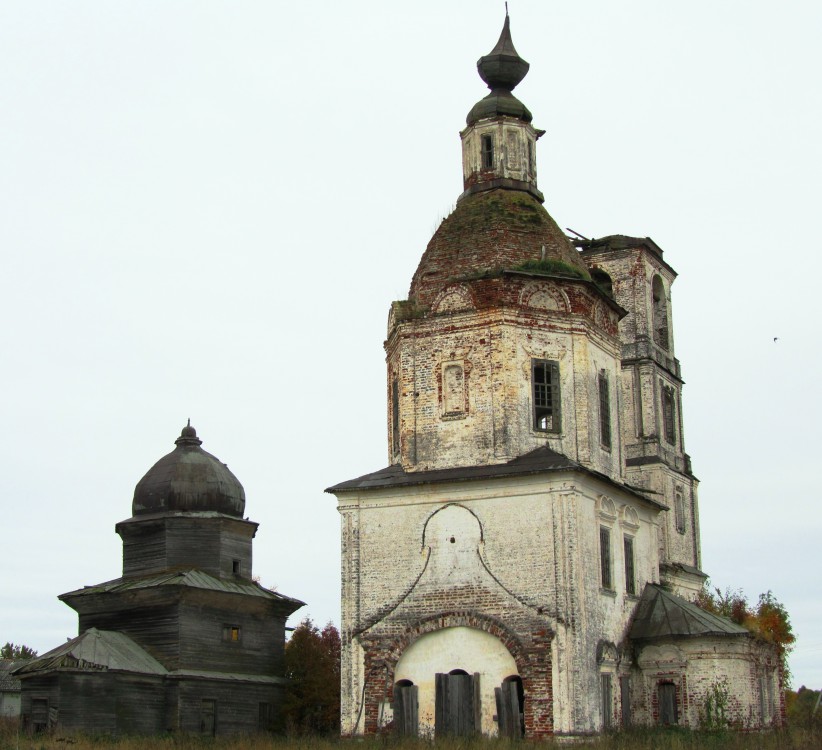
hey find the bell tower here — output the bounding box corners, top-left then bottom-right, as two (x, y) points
(459, 13), (544, 202)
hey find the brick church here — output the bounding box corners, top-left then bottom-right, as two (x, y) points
(328, 14), (782, 738)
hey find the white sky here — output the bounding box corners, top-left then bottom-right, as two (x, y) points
(1, 1), (820, 691)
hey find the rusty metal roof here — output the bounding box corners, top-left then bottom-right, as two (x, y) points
(60, 569), (305, 609)
(14, 629), (167, 677)
(629, 584), (750, 641)
(327, 445), (666, 510)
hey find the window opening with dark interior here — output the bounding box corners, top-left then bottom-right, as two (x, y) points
(481, 134), (494, 169)
(600, 526), (612, 590)
(624, 536), (635, 595)
(232, 559), (240, 575)
(598, 371), (611, 449)
(592, 268), (614, 299)
(661, 385), (676, 445)
(652, 275), (669, 350)
(532, 359), (560, 432)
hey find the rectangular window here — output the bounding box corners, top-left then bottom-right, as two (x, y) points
(481, 134), (495, 169)
(532, 359), (561, 433)
(661, 385), (676, 444)
(600, 527), (612, 590)
(598, 371), (611, 449)
(600, 673), (613, 729)
(392, 377), (400, 455)
(624, 536), (635, 595)
(674, 487), (686, 535)
(222, 625), (241, 643)
(232, 559), (241, 575)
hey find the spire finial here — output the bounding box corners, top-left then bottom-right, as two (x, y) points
(476, 13), (530, 93)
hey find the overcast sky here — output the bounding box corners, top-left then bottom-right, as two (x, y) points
(1, 1), (820, 690)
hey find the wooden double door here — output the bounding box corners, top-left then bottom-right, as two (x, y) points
(393, 672), (524, 738)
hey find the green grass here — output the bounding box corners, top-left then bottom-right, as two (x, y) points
(2, 723), (821, 750)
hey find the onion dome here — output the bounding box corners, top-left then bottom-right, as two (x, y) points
(409, 189), (589, 309)
(132, 423), (245, 518)
(467, 15), (532, 126)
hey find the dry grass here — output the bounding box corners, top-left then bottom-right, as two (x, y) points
(1, 722), (820, 750)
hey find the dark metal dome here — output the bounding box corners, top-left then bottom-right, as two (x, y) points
(467, 14), (532, 126)
(131, 423), (245, 518)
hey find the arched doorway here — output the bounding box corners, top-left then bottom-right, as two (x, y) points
(394, 626), (520, 736)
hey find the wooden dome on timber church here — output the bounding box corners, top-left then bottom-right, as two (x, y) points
(131, 422), (246, 517)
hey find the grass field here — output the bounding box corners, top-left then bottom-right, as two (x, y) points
(2, 722), (821, 750)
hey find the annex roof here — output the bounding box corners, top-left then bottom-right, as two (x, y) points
(629, 584), (750, 641)
(0, 660), (24, 692)
(13, 629), (167, 677)
(327, 445), (667, 510)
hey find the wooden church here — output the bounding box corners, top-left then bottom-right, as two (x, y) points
(16, 424), (303, 735)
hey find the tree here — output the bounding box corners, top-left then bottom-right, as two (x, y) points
(284, 618), (341, 734)
(1, 642), (37, 659)
(695, 584), (795, 685)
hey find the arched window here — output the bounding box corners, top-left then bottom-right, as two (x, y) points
(592, 268), (614, 299)
(652, 275), (669, 350)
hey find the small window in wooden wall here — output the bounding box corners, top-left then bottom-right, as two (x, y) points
(222, 625), (241, 643)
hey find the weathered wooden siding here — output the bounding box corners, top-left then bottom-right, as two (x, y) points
(175, 680), (285, 735)
(119, 517), (254, 580)
(178, 597), (283, 675)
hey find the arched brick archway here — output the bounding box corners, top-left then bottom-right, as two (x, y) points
(358, 611), (554, 738)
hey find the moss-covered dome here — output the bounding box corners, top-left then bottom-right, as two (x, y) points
(132, 424), (245, 518)
(409, 189), (589, 308)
